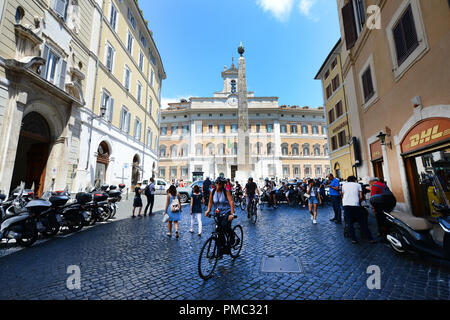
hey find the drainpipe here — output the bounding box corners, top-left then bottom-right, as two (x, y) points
(142, 51), (150, 182)
(85, 1), (105, 173)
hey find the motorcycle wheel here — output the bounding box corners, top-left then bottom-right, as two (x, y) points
(110, 205), (117, 218)
(43, 224), (60, 238)
(68, 215), (84, 233)
(84, 213), (96, 226)
(17, 221), (38, 247)
(99, 207), (112, 222)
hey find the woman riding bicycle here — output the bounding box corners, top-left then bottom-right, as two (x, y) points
(205, 177), (236, 257)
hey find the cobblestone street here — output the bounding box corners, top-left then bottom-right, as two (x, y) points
(0, 201), (449, 300)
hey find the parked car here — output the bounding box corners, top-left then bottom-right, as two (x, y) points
(154, 179), (169, 195)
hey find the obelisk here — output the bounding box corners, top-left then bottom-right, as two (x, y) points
(236, 43), (252, 181)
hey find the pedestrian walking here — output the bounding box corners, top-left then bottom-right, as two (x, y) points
(190, 185), (203, 236)
(342, 176), (375, 244)
(327, 173), (342, 224)
(132, 184), (143, 218)
(144, 177), (155, 216)
(164, 185), (182, 238)
(307, 179), (322, 224)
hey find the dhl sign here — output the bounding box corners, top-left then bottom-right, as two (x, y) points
(401, 118), (450, 154)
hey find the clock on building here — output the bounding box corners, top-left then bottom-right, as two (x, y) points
(227, 95), (238, 106)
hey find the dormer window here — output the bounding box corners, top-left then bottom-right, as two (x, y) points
(231, 80), (236, 93)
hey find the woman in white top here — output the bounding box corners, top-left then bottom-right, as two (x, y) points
(307, 179), (322, 224)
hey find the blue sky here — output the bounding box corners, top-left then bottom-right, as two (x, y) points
(139, 0), (341, 109)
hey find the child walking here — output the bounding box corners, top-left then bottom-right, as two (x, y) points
(190, 185), (203, 236)
(132, 184), (143, 218)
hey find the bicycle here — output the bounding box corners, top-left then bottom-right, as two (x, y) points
(247, 196), (258, 224)
(233, 191), (246, 211)
(198, 213), (244, 280)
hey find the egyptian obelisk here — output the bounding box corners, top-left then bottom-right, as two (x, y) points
(235, 43), (253, 181)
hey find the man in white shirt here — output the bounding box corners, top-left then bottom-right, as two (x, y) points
(144, 177), (156, 216)
(341, 176), (375, 244)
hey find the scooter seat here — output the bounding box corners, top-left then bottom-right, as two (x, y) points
(391, 211), (433, 231)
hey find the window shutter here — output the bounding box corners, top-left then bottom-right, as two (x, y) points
(108, 98), (114, 122)
(126, 112), (131, 133)
(41, 44), (49, 78)
(54, 0), (68, 19)
(342, 1), (357, 50)
(393, 22), (406, 64)
(58, 60), (67, 90)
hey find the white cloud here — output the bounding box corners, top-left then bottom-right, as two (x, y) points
(298, 0), (318, 19)
(257, 0), (294, 22)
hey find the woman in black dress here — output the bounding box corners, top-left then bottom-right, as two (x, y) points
(132, 184), (143, 218)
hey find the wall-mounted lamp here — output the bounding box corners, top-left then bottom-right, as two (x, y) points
(376, 131), (392, 149)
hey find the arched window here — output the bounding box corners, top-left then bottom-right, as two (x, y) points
(304, 166), (311, 176)
(281, 143), (288, 155)
(180, 144), (188, 157)
(314, 144), (321, 156)
(292, 143), (299, 156)
(312, 125), (319, 134)
(256, 142), (262, 155)
(195, 143), (203, 156)
(267, 143), (274, 155)
(160, 145), (167, 157)
(324, 144), (329, 156)
(207, 143), (215, 155)
(302, 125), (308, 134)
(170, 145), (178, 157)
(303, 143), (310, 156)
(218, 143), (226, 155)
(232, 142), (238, 155)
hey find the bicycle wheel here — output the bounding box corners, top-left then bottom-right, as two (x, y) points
(250, 204), (257, 224)
(230, 225), (243, 259)
(198, 237), (219, 280)
(240, 199), (246, 211)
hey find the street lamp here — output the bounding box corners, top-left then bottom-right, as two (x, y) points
(84, 104), (108, 171)
(376, 131), (392, 149)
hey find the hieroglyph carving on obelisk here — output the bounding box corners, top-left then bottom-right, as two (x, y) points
(237, 43), (251, 170)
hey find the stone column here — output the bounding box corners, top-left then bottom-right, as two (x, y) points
(0, 88), (27, 194)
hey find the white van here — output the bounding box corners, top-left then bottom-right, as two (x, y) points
(154, 178), (169, 195)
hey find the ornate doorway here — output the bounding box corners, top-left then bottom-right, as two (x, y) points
(10, 112), (51, 197)
(95, 142), (110, 187)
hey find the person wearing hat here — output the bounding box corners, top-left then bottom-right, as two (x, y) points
(205, 177), (236, 258)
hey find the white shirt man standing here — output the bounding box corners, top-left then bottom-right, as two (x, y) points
(341, 176), (374, 244)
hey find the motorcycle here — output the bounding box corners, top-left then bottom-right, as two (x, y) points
(106, 184), (125, 219)
(380, 176), (450, 260)
(82, 188), (111, 225)
(0, 183), (39, 247)
(42, 188), (90, 234)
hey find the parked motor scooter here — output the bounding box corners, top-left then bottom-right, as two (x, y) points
(0, 183), (39, 247)
(381, 176), (450, 260)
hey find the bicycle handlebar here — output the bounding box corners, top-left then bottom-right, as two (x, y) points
(207, 213), (238, 219)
